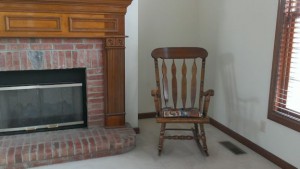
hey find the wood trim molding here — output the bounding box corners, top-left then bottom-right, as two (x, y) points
(133, 127), (140, 134)
(5, 16), (62, 32)
(104, 37), (125, 127)
(138, 112), (156, 119)
(0, 0), (132, 14)
(209, 118), (297, 169)
(69, 17), (118, 33)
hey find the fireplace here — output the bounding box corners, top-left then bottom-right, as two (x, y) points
(0, 68), (87, 135)
(0, 0), (133, 128)
(0, 1), (135, 168)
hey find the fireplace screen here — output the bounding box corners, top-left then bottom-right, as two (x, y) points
(0, 69), (87, 134)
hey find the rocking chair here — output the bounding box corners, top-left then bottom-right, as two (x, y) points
(151, 47), (214, 156)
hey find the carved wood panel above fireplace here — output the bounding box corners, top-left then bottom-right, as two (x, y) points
(0, 0), (133, 128)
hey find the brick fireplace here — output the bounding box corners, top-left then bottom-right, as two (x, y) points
(0, 0), (135, 168)
(0, 0), (133, 128)
(0, 38), (135, 169)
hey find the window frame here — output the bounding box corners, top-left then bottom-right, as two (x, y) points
(268, 0), (300, 132)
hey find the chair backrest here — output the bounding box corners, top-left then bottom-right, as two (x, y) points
(151, 47), (208, 112)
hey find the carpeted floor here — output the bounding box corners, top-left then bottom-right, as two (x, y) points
(31, 118), (279, 169)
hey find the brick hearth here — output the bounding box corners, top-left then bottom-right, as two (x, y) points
(0, 125), (136, 169)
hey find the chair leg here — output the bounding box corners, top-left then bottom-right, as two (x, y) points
(194, 123), (200, 143)
(199, 123), (209, 156)
(158, 123), (166, 156)
(194, 123), (199, 135)
(193, 123), (204, 154)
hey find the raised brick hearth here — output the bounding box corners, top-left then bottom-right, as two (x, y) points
(0, 38), (136, 168)
(0, 125), (135, 169)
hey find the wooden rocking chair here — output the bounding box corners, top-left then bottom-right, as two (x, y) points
(151, 47), (214, 156)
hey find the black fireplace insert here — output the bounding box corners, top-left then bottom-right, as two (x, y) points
(0, 68), (87, 135)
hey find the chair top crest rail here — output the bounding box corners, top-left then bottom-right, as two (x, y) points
(151, 47), (208, 59)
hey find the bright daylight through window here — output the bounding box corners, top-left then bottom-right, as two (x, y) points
(286, 18), (300, 112)
(268, 0), (300, 132)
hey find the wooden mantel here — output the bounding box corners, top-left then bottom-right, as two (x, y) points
(0, 0), (132, 127)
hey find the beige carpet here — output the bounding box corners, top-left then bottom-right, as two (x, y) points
(31, 118), (279, 169)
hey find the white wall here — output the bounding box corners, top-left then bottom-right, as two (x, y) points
(138, 0), (300, 167)
(125, 0), (138, 128)
(197, 0), (300, 167)
(138, 0), (201, 113)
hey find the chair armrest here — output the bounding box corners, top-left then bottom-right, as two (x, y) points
(202, 89), (214, 117)
(151, 88), (160, 97)
(151, 88), (161, 115)
(203, 89), (214, 97)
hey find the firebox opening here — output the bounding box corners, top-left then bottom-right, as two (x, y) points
(0, 68), (87, 135)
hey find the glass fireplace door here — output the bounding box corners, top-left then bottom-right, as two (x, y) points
(0, 84), (84, 132)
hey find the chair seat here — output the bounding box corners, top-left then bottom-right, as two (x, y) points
(161, 107), (202, 117)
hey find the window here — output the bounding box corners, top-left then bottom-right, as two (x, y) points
(268, 0), (300, 132)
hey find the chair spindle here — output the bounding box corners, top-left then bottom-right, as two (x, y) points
(171, 60), (178, 108)
(191, 59), (197, 108)
(199, 59), (206, 111)
(162, 60), (169, 106)
(181, 59), (187, 108)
